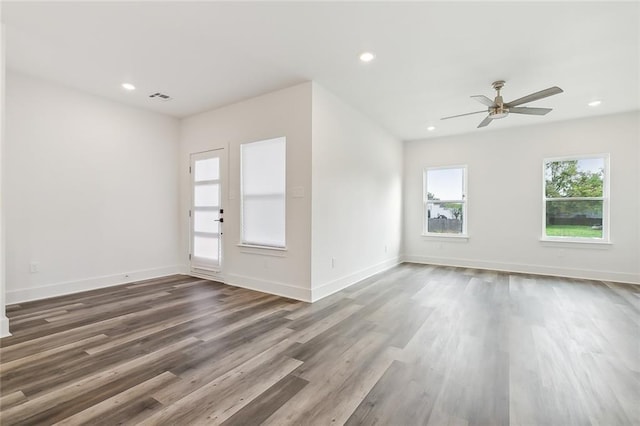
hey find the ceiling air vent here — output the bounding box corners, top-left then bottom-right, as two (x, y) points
(149, 92), (172, 101)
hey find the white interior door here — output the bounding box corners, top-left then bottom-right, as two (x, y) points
(190, 149), (224, 273)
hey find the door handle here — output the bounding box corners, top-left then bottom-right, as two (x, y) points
(214, 218), (224, 223)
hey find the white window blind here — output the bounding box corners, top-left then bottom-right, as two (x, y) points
(241, 137), (286, 248)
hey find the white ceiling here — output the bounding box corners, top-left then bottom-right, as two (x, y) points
(2, 1), (638, 140)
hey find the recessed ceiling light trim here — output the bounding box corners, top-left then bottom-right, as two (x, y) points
(588, 100), (602, 107)
(427, 126), (436, 131)
(121, 83), (136, 91)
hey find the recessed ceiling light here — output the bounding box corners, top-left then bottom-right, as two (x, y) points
(427, 126), (436, 131)
(359, 52), (375, 62)
(588, 100), (601, 107)
(121, 83), (136, 91)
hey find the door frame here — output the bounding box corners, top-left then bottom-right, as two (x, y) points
(189, 148), (226, 279)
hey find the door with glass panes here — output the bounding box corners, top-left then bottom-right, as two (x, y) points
(190, 149), (224, 273)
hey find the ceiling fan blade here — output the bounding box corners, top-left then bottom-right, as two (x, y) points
(477, 115), (493, 128)
(471, 95), (496, 107)
(505, 86), (563, 107)
(441, 110), (487, 120)
(509, 106), (552, 115)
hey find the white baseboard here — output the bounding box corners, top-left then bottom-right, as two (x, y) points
(402, 255), (639, 285)
(6, 265), (185, 304)
(224, 273), (312, 302)
(0, 315), (10, 338)
(311, 257), (402, 302)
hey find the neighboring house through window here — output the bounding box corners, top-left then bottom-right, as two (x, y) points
(423, 166), (467, 236)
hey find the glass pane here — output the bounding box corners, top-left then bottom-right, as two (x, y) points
(242, 195), (285, 247)
(193, 235), (219, 260)
(241, 138), (286, 195)
(194, 157), (219, 181)
(545, 157), (604, 198)
(427, 202), (463, 234)
(194, 210), (219, 234)
(194, 184), (219, 207)
(427, 168), (464, 201)
(546, 200), (603, 238)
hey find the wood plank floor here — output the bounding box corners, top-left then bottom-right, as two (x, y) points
(1, 264), (638, 425)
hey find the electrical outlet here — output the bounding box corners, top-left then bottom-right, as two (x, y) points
(331, 257), (336, 268)
(29, 261), (40, 273)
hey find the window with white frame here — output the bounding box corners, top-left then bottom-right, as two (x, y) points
(543, 155), (608, 241)
(423, 166), (467, 236)
(240, 137), (286, 248)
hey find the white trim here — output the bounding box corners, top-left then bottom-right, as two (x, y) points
(539, 238), (613, 248)
(542, 154), (610, 242)
(189, 269), (225, 283)
(237, 244), (287, 256)
(402, 255), (639, 285)
(0, 316), (10, 338)
(546, 197), (603, 201)
(190, 264), (221, 273)
(177, 263), (190, 275)
(543, 153), (611, 164)
(5, 265), (184, 304)
(190, 149), (225, 272)
(224, 272), (311, 302)
(311, 257), (401, 302)
(421, 234), (469, 240)
(423, 165), (468, 236)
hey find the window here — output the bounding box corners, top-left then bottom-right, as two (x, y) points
(240, 137), (286, 248)
(543, 155), (609, 241)
(423, 166), (467, 236)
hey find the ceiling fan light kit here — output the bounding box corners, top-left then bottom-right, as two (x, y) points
(442, 80), (564, 128)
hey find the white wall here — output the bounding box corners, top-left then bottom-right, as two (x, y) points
(4, 72), (181, 303)
(179, 83), (313, 301)
(0, 21), (10, 336)
(311, 83), (403, 300)
(403, 111), (640, 284)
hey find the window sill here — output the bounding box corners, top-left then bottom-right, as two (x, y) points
(237, 243), (287, 257)
(539, 238), (612, 249)
(421, 234), (469, 242)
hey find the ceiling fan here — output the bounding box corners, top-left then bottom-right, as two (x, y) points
(441, 80), (563, 128)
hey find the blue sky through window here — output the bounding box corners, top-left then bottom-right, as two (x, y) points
(427, 168), (464, 201)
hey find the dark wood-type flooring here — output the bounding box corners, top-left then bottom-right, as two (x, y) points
(1, 264), (638, 425)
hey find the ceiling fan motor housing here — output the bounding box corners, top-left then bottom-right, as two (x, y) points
(490, 96), (509, 119)
(490, 81), (508, 118)
(490, 107), (509, 119)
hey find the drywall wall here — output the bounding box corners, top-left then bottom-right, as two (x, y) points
(0, 22), (10, 336)
(179, 82), (313, 301)
(311, 83), (403, 300)
(403, 111), (640, 283)
(4, 71), (181, 303)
